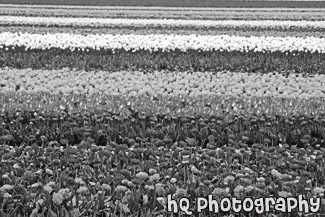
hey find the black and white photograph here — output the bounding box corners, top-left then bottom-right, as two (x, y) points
(0, 0), (325, 216)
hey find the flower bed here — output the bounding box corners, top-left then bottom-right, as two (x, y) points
(1, 93), (324, 122)
(1, 33), (324, 53)
(2, 16), (325, 30)
(0, 0), (325, 8)
(1, 69), (325, 99)
(1, 5), (325, 216)
(1, 93), (325, 216)
(0, 33), (325, 73)
(1, 48), (324, 74)
(2, 26), (324, 38)
(1, 6), (325, 21)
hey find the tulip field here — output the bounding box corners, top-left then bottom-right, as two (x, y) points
(1, 2), (325, 217)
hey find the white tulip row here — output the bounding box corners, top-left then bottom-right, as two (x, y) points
(0, 32), (324, 53)
(1, 16), (325, 29)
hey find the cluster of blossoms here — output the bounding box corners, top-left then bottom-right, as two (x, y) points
(0, 32), (325, 53)
(1, 16), (325, 29)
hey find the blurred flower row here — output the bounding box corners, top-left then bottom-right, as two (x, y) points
(1, 8), (325, 21)
(1, 16), (325, 29)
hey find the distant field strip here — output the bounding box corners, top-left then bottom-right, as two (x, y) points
(2, 26), (324, 38)
(0, 0), (324, 8)
(3, 4), (325, 10)
(2, 4), (325, 21)
(2, 16), (325, 30)
(1, 7), (325, 20)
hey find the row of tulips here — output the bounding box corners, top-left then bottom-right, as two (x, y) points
(1, 33), (324, 53)
(1, 69), (325, 99)
(0, 93), (324, 124)
(0, 33), (324, 73)
(1, 6), (325, 21)
(1, 48), (324, 74)
(1, 26), (325, 38)
(1, 16), (325, 30)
